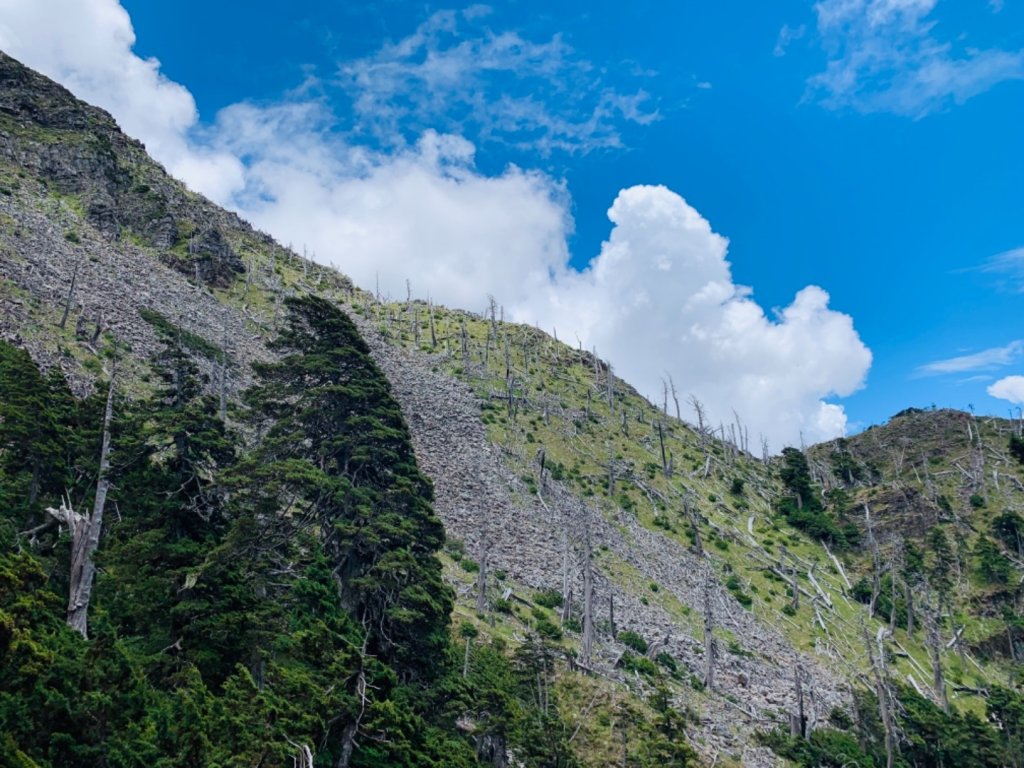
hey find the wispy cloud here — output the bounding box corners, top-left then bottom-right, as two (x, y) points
(917, 340), (1023, 375)
(774, 23), (806, 57)
(338, 7), (659, 155)
(977, 246), (1024, 291)
(807, 0), (1024, 117)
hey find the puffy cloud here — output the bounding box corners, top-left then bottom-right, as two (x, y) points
(213, 104), (573, 308)
(526, 186), (872, 448)
(0, 0), (244, 202)
(988, 376), (1024, 405)
(808, 0), (1024, 117)
(0, 0), (872, 449)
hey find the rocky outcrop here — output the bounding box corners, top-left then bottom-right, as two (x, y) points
(0, 51), (249, 289)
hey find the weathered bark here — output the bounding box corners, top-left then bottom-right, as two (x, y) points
(904, 578), (915, 636)
(55, 368), (114, 638)
(336, 723), (358, 768)
(428, 299), (437, 349)
(476, 546), (489, 614)
(863, 623), (897, 768)
(58, 258), (80, 329)
(702, 565), (715, 690)
(560, 535), (572, 623)
(582, 532), (594, 667)
(667, 375), (680, 420)
(865, 505), (882, 619)
(926, 606), (949, 712)
(791, 663), (805, 738)
(657, 421), (670, 478)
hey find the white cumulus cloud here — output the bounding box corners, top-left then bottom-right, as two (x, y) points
(0, 0), (873, 449)
(526, 186), (872, 448)
(988, 376), (1024, 405)
(0, 0), (245, 202)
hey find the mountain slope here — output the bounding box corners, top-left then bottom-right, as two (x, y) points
(1, 49), (1021, 768)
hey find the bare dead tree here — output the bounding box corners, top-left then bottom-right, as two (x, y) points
(428, 299), (437, 349)
(48, 363), (116, 638)
(865, 505), (883, 619)
(686, 497), (704, 556)
(337, 623), (373, 768)
(90, 312), (104, 346)
(560, 535), (573, 625)
(657, 421), (670, 478)
(702, 563), (716, 690)
(59, 257), (81, 329)
(791, 663), (806, 739)
(924, 597), (949, 712)
(582, 527), (595, 667)
(889, 537), (904, 635)
(667, 374), (681, 420)
(475, 536), (491, 614)
(287, 741), (315, 768)
(862, 622), (897, 768)
(219, 311), (230, 422)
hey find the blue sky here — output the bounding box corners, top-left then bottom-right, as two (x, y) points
(2, 0), (1022, 447)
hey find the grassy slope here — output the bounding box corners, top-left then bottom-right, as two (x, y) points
(3, 81), (1020, 762)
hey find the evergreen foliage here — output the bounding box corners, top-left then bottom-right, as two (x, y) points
(762, 685), (1024, 768)
(0, 313), (578, 766)
(777, 447), (854, 549)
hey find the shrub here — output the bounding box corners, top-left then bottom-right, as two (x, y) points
(655, 652), (678, 673)
(534, 588), (564, 609)
(620, 652), (658, 677)
(534, 617), (562, 641)
(618, 630), (648, 654)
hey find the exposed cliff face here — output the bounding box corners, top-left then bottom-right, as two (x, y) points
(0, 50), (246, 287)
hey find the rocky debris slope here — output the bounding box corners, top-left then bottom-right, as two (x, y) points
(0, 171), (268, 395)
(351, 311), (851, 766)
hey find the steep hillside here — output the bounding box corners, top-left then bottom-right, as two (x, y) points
(807, 408), (1024, 670)
(1, 50), (1022, 768)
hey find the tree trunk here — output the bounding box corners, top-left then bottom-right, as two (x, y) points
(65, 369), (115, 638)
(582, 533), (594, 667)
(792, 664), (806, 739)
(863, 623), (896, 768)
(59, 258), (80, 329)
(926, 607), (949, 712)
(476, 547), (489, 614)
(702, 566), (715, 690)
